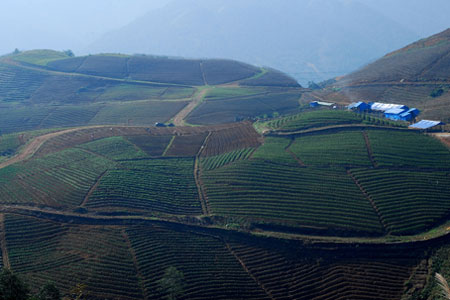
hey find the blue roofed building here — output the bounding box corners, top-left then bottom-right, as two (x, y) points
(399, 108), (420, 121)
(348, 101), (369, 112)
(384, 108), (408, 120)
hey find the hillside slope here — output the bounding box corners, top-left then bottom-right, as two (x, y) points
(312, 29), (450, 121)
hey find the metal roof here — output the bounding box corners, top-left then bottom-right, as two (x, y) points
(315, 101), (334, 106)
(348, 101), (366, 109)
(370, 102), (407, 112)
(409, 120), (443, 129)
(384, 108), (406, 115)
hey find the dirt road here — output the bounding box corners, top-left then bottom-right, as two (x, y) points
(0, 126), (103, 170)
(172, 88), (210, 126)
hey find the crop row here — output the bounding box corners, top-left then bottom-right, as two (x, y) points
(79, 136), (148, 161)
(164, 133), (208, 157)
(0, 64), (48, 103)
(186, 92), (301, 125)
(125, 135), (173, 157)
(202, 122), (261, 156)
(200, 148), (254, 171)
(87, 159), (201, 215)
(289, 131), (372, 167)
(267, 109), (370, 131)
(4, 214), (143, 299)
(202, 160), (383, 234)
(351, 168), (450, 235)
(125, 225), (270, 300)
(367, 130), (450, 168)
(228, 242), (414, 300)
(0, 148), (113, 207)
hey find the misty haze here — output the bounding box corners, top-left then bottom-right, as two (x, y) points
(0, 1), (449, 299)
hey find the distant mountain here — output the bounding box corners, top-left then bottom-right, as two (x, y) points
(87, 0), (419, 85)
(313, 29), (450, 121)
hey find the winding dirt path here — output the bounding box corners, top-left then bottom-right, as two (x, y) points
(0, 126), (104, 170)
(172, 88), (210, 126)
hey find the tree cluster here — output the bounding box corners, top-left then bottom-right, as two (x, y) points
(0, 268), (60, 300)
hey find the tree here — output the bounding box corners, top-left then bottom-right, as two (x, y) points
(158, 267), (186, 300)
(0, 268), (29, 300)
(63, 50), (74, 57)
(13, 49), (20, 55)
(36, 283), (60, 300)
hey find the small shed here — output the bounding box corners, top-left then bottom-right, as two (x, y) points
(348, 101), (369, 112)
(409, 120), (444, 130)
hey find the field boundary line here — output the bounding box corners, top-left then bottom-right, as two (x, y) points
(195, 132), (212, 215)
(200, 61), (208, 85)
(346, 170), (389, 234)
(81, 170), (108, 207)
(362, 131), (378, 168)
(224, 241), (276, 300)
(0, 214), (10, 269)
(121, 229), (149, 300)
(285, 138), (307, 167)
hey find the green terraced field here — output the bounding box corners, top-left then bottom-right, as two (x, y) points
(200, 148), (254, 170)
(0, 148), (113, 207)
(124, 135), (173, 157)
(251, 137), (298, 165)
(203, 159), (383, 234)
(289, 131), (372, 167)
(5, 214), (143, 299)
(351, 168), (450, 235)
(79, 136), (148, 161)
(86, 158), (201, 215)
(125, 225), (270, 300)
(367, 130), (450, 168)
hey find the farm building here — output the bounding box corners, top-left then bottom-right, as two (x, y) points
(348, 101), (370, 112)
(409, 120), (444, 130)
(369, 102), (408, 112)
(310, 101), (335, 108)
(385, 107), (420, 121)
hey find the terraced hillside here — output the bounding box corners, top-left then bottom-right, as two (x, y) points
(310, 29), (450, 121)
(0, 213), (432, 300)
(1, 49), (450, 299)
(0, 50), (302, 134)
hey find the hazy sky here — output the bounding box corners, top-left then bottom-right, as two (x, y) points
(1, 0), (449, 61)
(0, 0), (170, 55)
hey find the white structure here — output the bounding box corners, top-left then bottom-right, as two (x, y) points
(370, 102), (407, 112)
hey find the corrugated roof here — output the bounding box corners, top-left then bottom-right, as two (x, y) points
(409, 120), (443, 129)
(316, 101), (334, 106)
(348, 101), (366, 109)
(385, 108), (406, 115)
(370, 102), (406, 112)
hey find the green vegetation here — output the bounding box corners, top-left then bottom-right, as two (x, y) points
(351, 168), (450, 235)
(204, 86), (265, 100)
(367, 130), (450, 168)
(79, 136), (147, 160)
(251, 137), (296, 165)
(186, 91), (302, 125)
(262, 109), (402, 132)
(0, 148), (113, 207)
(87, 159), (201, 215)
(200, 148), (254, 170)
(11, 50), (70, 66)
(203, 159), (383, 234)
(289, 131), (372, 167)
(5, 214), (142, 299)
(126, 225), (268, 300)
(125, 135), (173, 157)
